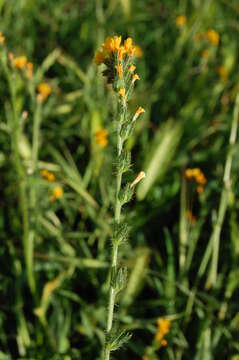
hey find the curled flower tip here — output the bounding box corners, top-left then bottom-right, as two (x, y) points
(133, 106), (145, 122)
(207, 29), (220, 45)
(176, 15), (187, 26)
(13, 56), (27, 70)
(37, 82), (51, 102)
(129, 64), (136, 73)
(130, 171), (146, 188)
(94, 50), (106, 65)
(115, 64), (123, 79)
(96, 128), (108, 148)
(0, 31), (5, 45)
(132, 73), (140, 84)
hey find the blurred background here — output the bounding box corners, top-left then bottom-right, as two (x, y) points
(1, 0), (239, 359)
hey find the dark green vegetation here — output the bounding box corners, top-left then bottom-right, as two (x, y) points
(1, 0), (239, 359)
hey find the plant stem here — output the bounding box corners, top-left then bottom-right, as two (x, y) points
(206, 93), (239, 288)
(104, 113), (124, 360)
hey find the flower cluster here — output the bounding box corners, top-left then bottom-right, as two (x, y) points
(185, 167), (207, 193)
(155, 318), (171, 346)
(94, 35), (142, 87)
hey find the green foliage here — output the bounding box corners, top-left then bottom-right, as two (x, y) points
(1, 0), (239, 359)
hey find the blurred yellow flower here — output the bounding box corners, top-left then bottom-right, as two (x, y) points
(201, 49), (209, 59)
(13, 56), (27, 70)
(129, 64), (136, 73)
(37, 82), (51, 102)
(217, 66), (228, 81)
(50, 186), (63, 202)
(176, 15), (187, 26)
(160, 339), (168, 347)
(186, 210), (196, 224)
(155, 318), (171, 342)
(0, 31), (5, 45)
(94, 50), (106, 65)
(26, 62), (34, 78)
(134, 45), (143, 57)
(41, 169), (55, 182)
(197, 185), (204, 194)
(95, 128), (108, 148)
(207, 29), (220, 45)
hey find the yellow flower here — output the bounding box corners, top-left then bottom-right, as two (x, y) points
(201, 49), (209, 59)
(118, 46), (126, 61)
(124, 37), (133, 52)
(176, 15), (187, 26)
(132, 73), (140, 84)
(119, 87), (126, 100)
(115, 64), (123, 79)
(41, 169), (55, 182)
(110, 35), (122, 52)
(155, 318), (171, 342)
(142, 356), (148, 360)
(207, 29), (220, 45)
(95, 128), (108, 148)
(37, 82), (51, 102)
(133, 106), (145, 122)
(26, 62), (34, 78)
(13, 56), (27, 70)
(217, 66), (228, 81)
(50, 186), (63, 202)
(94, 50), (106, 65)
(129, 64), (136, 73)
(0, 31), (5, 45)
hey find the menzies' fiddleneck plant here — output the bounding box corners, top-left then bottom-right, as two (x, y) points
(94, 36), (145, 359)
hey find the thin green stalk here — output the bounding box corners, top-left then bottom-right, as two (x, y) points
(179, 171), (187, 273)
(206, 93), (239, 288)
(2, 61), (36, 294)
